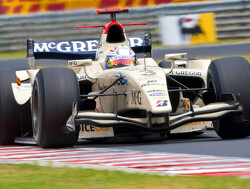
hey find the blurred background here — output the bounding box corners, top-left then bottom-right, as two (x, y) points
(0, 0), (250, 60)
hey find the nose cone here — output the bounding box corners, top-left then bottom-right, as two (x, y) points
(125, 66), (172, 114)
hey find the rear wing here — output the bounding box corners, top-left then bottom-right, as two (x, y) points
(27, 35), (151, 60)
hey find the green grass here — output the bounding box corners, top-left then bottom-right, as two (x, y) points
(0, 50), (26, 59)
(0, 164), (249, 189)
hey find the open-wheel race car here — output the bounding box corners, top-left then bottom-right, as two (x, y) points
(1, 8), (250, 148)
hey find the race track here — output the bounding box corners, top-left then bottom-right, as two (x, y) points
(78, 131), (250, 159)
(1, 132), (250, 177)
(153, 42), (250, 60)
(0, 132), (250, 176)
(0, 42), (250, 176)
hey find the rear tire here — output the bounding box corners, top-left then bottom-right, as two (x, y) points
(207, 57), (250, 138)
(32, 67), (80, 148)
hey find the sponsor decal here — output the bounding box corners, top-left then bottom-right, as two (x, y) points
(147, 89), (166, 93)
(140, 70), (156, 76)
(156, 100), (168, 107)
(183, 121), (205, 126)
(34, 37), (144, 53)
(131, 90), (142, 105)
(147, 90), (167, 99)
(68, 60), (78, 66)
(147, 80), (157, 83)
(79, 124), (114, 138)
(80, 124), (111, 132)
(16, 76), (21, 86)
(128, 37), (143, 47)
(77, 74), (87, 80)
(14, 83), (32, 92)
(139, 75), (164, 81)
(171, 70), (202, 77)
(184, 99), (189, 109)
(149, 92), (168, 97)
(35, 40), (98, 52)
(115, 72), (128, 86)
(141, 83), (165, 87)
(140, 80), (158, 87)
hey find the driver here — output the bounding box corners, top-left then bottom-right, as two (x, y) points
(105, 46), (136, 69)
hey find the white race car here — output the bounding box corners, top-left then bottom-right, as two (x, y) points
(1, 8), (250, 148)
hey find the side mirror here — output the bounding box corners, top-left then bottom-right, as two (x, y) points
(68, 59), (96, 80)
(163, 53), (188, 74)
(68, 59), (93, 68)
(165, 53), (187, 69)
(165, 53), (187, 61)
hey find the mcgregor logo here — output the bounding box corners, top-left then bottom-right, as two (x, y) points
(34, 40), (98, 52)
(34, 38), (144, 53)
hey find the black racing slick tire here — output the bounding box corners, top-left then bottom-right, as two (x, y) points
(0, 69), (21, 144)
(207, 57), (250, 139)
(0, 69), (31, 144)
(32, 67), (80, 148)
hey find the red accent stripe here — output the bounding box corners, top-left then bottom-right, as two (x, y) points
(125, 161), (247, 169)
(104, 20), (125, 34)
(12, 152), (141, 160)
(146, 164), (250, 172)
(55, 155), (176, 163)
(109, 158), (218, 167)
(74, 157), (207, 165)
(75, 25), (105, 29)
(122, 22), (147, 26)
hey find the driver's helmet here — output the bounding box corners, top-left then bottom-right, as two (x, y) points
(105, 46), (135, 69)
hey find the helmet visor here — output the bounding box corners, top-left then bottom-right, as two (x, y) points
(109, 58), (135, 67)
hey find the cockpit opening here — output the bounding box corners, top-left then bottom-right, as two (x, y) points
(106, 24), (125, 43)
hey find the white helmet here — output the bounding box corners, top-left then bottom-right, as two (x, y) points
(105, 46), (135, 69)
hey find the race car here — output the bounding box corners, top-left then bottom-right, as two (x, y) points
(0, 8), (250, 148)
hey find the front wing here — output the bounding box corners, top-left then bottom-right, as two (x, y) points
(73, 102), (243, 133)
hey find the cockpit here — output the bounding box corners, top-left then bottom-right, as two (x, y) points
(106, 24), (125, 43)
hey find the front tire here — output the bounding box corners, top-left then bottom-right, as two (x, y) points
(0, 69), (21, 144)
(32, 67), (80, 148)
(207, 57), (250, 138)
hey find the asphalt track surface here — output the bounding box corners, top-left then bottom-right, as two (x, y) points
(77, 131), (250, 159)
(153, 42), (250, 60)
(0, 42), (250, 175)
